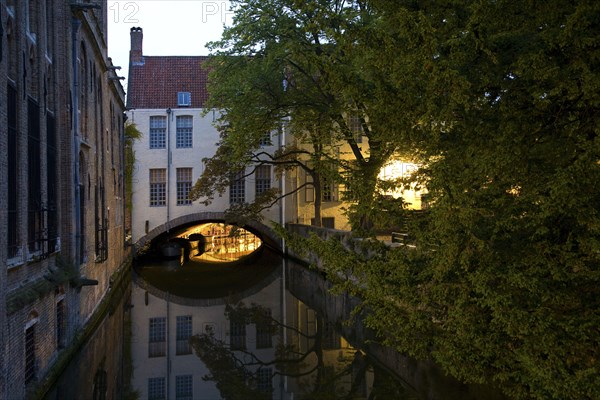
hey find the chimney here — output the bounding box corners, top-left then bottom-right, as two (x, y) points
(129, 27), (143, 65)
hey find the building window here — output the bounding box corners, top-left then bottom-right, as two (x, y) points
(347, 115), (363, 144)
(229, 171), (245, 205)
(353, 361), (368, 397)
(322, 176), (338, 202)
(7, 84), (19, 259)
(311, 217), (335, 229)
(255, 165), (271, 196)
(27, 0), (37, 37)
(230, 319), (246, 350)
(25, 321), (37, 384)
(259, 132), (271, 146)
(257, 368), (273, 393)
(176, 315), (192, 355)
(177, 91), (191, 106)
(92, 369), (107, 400)
(149, 116), (166, 149)
(28, 98), (43, 254)
(176, 115), (193, 148)
(47, 114), (58, 253)
(176, 168), (192, 206)
(175, 375), (193, 400)
(256, 308), (273, 349)
(321, 321), (341, 350)
(148, 317), (166, 357)
(56, 299), (65, 348)
(95, 181), (108, 263)
(45, 0), (54, 56)
(304, 169), (314, 203)
(148, 377), (166, 400)
(149, 169), (166, 207)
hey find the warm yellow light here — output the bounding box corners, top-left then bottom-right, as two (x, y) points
(378, 160), (426, 210)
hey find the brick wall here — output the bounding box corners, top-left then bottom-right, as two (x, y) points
(0, 1), (128, 398)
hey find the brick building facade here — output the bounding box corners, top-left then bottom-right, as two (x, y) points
(0, 1), (128, 398)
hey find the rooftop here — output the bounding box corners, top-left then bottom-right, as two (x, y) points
(126, 55), (211, 109)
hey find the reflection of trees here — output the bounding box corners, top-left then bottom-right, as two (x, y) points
(190, 302), (410, 400)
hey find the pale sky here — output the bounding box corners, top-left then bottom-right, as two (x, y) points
(107, 1), (233, 90)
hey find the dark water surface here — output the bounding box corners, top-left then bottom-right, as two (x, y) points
(46, 245), (501, 399)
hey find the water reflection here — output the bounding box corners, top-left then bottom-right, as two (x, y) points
(43, 238), (500, 399)
(131, 248), (416, 400)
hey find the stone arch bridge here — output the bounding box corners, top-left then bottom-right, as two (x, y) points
(133, 212), (282, 254)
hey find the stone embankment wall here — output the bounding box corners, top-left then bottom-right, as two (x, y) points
(285, 224), (505, 400)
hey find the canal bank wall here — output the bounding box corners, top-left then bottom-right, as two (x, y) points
(284, 224), (506, 400)
(29, 257), (132, 400)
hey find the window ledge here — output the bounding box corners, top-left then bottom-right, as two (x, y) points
(7, 254), (25, 270)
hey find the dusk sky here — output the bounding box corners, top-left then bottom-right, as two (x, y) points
(108, 1), (232, 89)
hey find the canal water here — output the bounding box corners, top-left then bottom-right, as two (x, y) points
(45, 226), (502, 400)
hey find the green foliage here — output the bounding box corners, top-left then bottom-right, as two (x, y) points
(195, 0), (406, 227)
(124, 122), (142, 211)
(212, 0), (600, 399)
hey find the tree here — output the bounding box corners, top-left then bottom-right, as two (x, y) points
(195, 0), (599, 398)
(282, 1), (600, 399)
(191, 0), (406, 229)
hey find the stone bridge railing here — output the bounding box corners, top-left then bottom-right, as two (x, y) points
(284, 223), (502, 400)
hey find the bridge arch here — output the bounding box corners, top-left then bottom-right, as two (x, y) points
(134, 212), (282, 254)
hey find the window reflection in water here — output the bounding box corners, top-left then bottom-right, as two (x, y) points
(130, 252), (418, 400)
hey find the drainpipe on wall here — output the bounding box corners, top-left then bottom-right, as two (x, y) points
(279, 116), (289, 397)
(166, 292), (172, 398)
(122, 113), (127, 246)
(166, 108), (172, 234)
(71, 0), (101, 268)
(71, 15), (82, 267)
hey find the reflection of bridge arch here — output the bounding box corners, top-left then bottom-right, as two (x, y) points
(134, 212), (282, 253)
(133, 261), (282, 307)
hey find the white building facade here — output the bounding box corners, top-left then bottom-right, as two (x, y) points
(126, 28), (284, 245)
